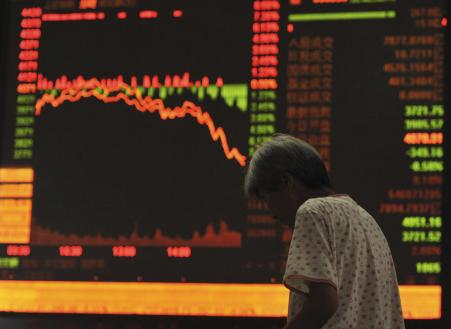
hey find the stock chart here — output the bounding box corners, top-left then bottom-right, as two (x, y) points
(0, 0), (445, 319)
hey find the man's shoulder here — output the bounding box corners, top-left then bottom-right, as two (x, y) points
(300, 195), (352, 211)
(296, 195), (359, 221)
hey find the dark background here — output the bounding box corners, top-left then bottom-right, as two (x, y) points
(0, 0), (449, 328)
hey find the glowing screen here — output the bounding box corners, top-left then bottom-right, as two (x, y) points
(0, 0), (445, 319)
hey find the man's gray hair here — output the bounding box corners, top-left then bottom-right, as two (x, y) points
(244, 134), (331, 198)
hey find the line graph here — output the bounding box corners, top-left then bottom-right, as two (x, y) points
(31, 219), (241, 247)
(35, 77), (247, 166)
(37, 74), (248, 112)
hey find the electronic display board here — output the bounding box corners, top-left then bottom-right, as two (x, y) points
(0, 0), (445, 319)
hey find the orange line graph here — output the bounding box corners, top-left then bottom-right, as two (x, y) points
(35, 78), (247, 166)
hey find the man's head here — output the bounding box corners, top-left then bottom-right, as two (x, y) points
(244, 134), (333, 226)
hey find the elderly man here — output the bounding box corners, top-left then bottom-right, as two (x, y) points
(244, 134), (405, 329)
